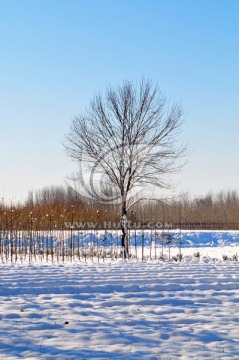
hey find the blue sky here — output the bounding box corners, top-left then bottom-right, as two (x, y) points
(0, 0), (238, 201)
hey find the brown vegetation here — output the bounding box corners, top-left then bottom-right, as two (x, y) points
(1, 187), (239, 231)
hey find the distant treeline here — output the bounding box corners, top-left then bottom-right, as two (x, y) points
(1, 186), (239, 230)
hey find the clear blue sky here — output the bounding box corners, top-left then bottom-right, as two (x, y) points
(0, 0), (238, 201)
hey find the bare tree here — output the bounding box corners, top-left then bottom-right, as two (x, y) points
(64, 79), (186, 259)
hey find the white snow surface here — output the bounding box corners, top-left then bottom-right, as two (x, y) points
(1, 232), (239, 359)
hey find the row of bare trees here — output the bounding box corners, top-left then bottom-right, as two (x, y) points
(0, 226), (183, 264)
(0, 187), (237, 263)
(1, 187), (239, 230)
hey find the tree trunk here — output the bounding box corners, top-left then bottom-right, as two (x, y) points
(121, 200), (129, 259)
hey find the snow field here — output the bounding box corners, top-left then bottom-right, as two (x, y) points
(0, 261), (239, 359)
(1, 230), (239, 265)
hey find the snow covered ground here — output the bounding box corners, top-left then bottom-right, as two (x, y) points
(0, 231), (239, 359)
(2, 229), (239, 264)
